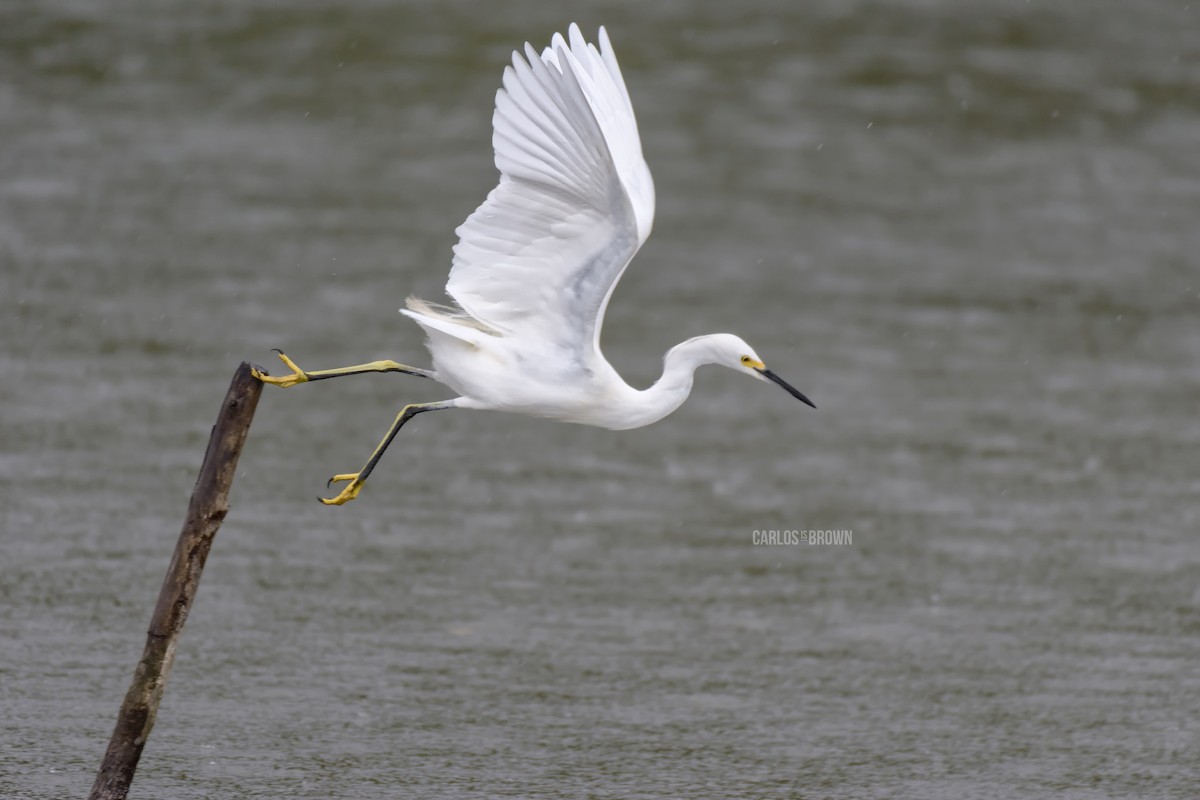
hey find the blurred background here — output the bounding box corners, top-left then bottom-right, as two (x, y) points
(2, 1), (1198, 797)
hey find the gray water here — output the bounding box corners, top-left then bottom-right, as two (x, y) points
(3, 1), (1198, 798)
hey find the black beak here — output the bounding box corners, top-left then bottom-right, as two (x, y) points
(757, 368), (816, 409)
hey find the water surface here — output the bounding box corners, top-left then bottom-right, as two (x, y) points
(2, 1), (1198, 798)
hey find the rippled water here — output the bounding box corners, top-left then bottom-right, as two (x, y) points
(3, 2), (1198, 798)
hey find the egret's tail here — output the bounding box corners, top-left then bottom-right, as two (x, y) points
(402, 296), (501, 345)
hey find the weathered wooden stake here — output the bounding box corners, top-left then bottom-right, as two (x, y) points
(89, 362), (264, 800)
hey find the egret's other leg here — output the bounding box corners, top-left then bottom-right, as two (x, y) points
(321, 400), (457, 506)
(253, 350), (434, 388)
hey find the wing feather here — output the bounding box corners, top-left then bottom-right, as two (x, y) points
(437, 24), (656, 361)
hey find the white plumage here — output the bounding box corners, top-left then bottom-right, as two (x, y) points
(257, 24), (813, 505)
(404, 25), (653, 373)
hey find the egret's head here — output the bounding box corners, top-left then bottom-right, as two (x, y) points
(691, 333), (816, 409)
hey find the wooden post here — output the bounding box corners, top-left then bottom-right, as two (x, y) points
(89, 362), (264, 800)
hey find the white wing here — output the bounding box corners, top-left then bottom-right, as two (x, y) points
(443, 24), (655, 363)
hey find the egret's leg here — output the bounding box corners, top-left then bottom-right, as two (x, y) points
(253, 350), (434, 388)
(321, 400), (457, 506)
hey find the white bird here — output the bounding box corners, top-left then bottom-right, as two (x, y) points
(254, 23), (815, 506)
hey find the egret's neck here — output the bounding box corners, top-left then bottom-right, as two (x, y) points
(610, 338), (714, 430)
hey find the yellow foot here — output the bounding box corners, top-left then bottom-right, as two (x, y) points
(252, 350), (309, 388)
(321, 473), (364, 506)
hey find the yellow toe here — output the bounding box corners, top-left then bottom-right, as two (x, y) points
(320, 474), (363, 505)
(254, 351), (309, 388)
(274, 351), (305, 374)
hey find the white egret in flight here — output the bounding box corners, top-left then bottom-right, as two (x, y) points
(255, 23), (815, 505)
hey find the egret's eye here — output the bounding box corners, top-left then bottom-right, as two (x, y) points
(740, 355), (753, 366)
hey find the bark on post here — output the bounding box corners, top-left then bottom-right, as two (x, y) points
(89, 362), (264, 800)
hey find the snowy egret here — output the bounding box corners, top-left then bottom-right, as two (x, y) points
(254, 23), (815, 506)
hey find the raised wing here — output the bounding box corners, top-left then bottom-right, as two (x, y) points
(444, 24), (655, 361)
